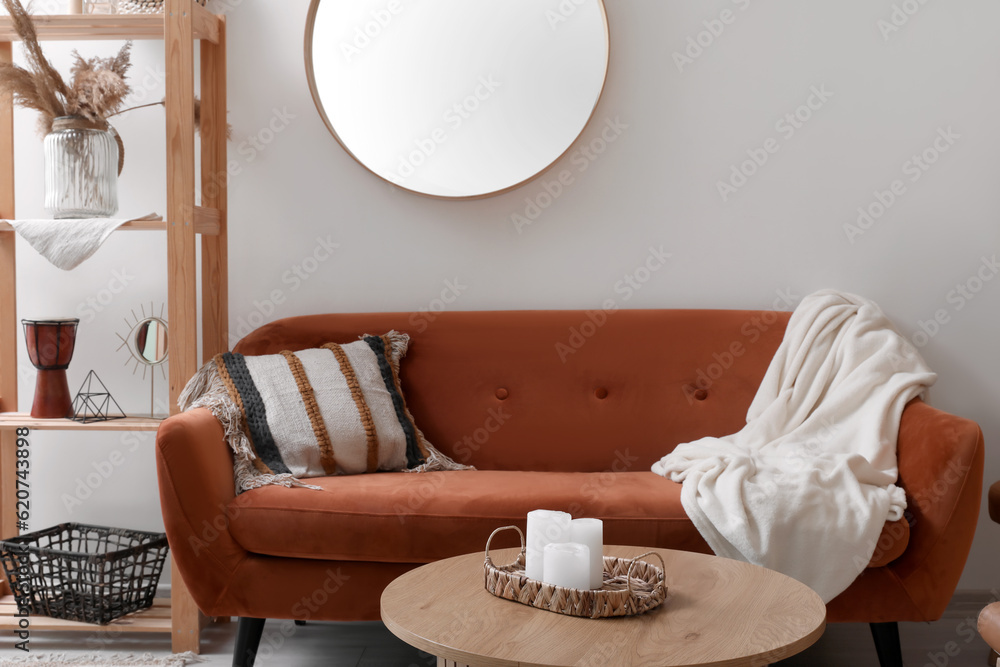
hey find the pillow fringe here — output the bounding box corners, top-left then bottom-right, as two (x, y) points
(405, 447), (474, 473)
(364, 329), (410, 371)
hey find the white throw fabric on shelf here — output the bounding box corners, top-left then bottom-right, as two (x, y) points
(6, 214), (160, 270)
(652, 290), (936, 602)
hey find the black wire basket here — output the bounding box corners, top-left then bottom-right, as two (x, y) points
(0, 523), (169, 625)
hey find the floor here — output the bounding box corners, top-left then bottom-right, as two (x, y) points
(5, 617), (997, 666)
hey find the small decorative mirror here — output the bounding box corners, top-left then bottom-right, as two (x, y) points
(134, 318), (168, 366)
(305, 0), (610, 199)
(117, 304), (168, 417)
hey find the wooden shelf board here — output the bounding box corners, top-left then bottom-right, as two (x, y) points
(0, 413), (162, 431)
(0, 596), (172, 633)
(0, 211), (220, 235)
(0, 9), (220, 43)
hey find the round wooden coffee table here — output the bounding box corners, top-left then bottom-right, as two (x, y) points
(381, 545), (826, 667)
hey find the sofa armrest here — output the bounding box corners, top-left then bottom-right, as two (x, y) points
(888, 399), (984, 619)
(155, 408), (247, 614)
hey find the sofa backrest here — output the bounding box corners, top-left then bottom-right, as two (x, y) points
(232, 309), (791, 473)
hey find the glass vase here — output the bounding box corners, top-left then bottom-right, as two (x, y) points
(44, 116), (119, 219)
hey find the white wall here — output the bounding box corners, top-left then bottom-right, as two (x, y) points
(11, 0), (1000, 590)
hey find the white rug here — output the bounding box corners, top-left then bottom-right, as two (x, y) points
(0, 653), (203, 667)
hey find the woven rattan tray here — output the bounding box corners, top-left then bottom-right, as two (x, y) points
(483, 525), (667, 618)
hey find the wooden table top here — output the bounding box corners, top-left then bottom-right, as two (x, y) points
(381, 546), (826, 667)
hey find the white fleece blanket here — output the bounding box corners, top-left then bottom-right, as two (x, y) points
(652, 290), (936, 602)
(6, 214), (160, 270)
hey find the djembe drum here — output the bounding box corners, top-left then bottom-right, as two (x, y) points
(22, 318), (80, 418)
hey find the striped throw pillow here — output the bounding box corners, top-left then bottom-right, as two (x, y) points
(179, 331), (471, 491)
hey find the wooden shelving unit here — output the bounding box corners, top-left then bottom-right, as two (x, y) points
(0, 0), (228, 654)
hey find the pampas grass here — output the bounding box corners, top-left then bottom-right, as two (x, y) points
(66, 43), (133, 124)
(0, 0), (132, 134)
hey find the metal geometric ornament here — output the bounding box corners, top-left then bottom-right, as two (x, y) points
(71, 371), (126, 423)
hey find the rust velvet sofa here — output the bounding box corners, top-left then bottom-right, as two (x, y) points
(154, 309), (985, 667)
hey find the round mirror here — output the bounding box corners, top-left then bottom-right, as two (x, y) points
(305, 0), (610, 199)
(132, 318), (168, 366)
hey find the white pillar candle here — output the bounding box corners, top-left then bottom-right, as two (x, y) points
(543, 542), (591, 589)
(570, 518), (604, 589)
(526, 509), (571, 581)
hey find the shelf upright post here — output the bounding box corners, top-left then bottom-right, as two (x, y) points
(165, 0), (198, 410)
(200, 16), (227, 361)
(164, 0), (203, 653)
(0, 40), (18, 598)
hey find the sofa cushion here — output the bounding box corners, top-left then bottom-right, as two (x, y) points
(228, 471), (710, 563)
(227, 470), (908, 568)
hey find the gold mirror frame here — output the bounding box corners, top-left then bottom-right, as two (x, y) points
(303, 0), (611, 201)
(116, 305), (169, 418)
(131, 317), (169, 367)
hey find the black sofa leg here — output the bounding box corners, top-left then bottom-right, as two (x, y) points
(233, 617), (266, 667)
(870, 622), (904, 667)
